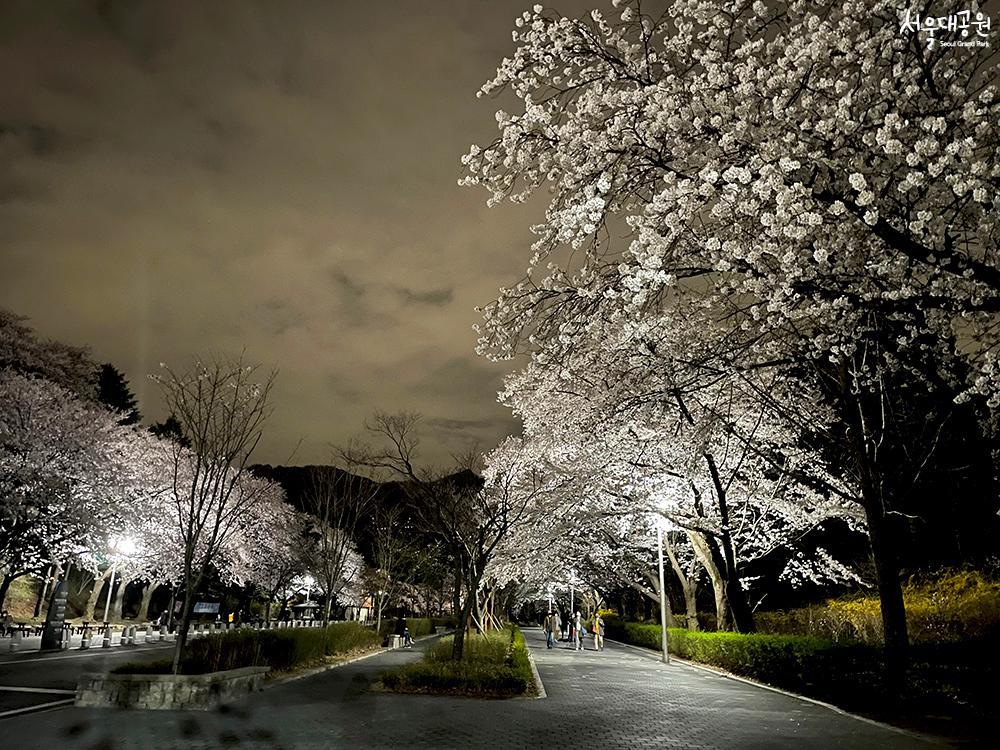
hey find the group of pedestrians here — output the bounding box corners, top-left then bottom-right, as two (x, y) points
(543, 609), (604, 651)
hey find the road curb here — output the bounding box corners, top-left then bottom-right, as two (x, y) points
(524, 651), (547, 700)
(604, 637), (947, 747)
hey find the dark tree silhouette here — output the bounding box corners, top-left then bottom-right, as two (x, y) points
(149, 414), (190, 447)
(96, 363), (141, 424)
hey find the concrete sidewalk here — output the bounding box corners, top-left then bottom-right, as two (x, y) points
(0, 627), (948, 749)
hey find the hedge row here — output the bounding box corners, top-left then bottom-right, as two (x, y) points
(114, 622), (380, 675)
(381, 625), (534, 697)
(603, 618), (867, 693)
(604, 616), (1000, 728)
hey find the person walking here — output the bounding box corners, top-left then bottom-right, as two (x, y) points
(543, 611), (556, 649)
(592, 612), (605, 651)
(573, 610), (584, 650)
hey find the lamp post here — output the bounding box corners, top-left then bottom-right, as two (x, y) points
(656, 522), (670, 664)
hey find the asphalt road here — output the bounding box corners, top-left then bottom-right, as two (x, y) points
(0, 628), (947, 749)
(0, 642), (174, 718)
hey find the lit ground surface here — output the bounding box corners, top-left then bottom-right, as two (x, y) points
(0, 629), (946, 749)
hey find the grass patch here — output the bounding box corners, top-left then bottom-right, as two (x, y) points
(112, 622), (380, 675)
(381, 625), (534, 698)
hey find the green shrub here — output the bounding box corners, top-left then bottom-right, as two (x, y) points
(382, 625), (534, 697)
(607, 619), (873, 694)
(114, 623), (380, 675)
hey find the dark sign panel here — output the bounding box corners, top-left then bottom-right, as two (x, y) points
(40, 581), (69, 650)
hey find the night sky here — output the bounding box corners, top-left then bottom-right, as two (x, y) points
(0, 0), (591, 466)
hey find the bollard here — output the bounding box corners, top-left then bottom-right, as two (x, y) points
(102, 624), (112, 648)
(9, 629), (22, 653)
(79, 626), (91, 650)
(60, 623), (72, 650)
(125, 625), (135, 645)
(158, 625), (166, 642)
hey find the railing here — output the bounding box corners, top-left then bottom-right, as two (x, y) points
(0, 618), (341, 654)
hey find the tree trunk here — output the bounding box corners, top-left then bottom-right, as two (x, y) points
(861, 483), (909, 682)
(705, 453), (755, 633)
(110, 578), (128, 621)
(451, 562), (482, 661)
(137, 582), (156, 621)
(667, 533), (699, 631)
(689, 531), (728, 631)
(172, 582), (195, 674)
(451, 593), (475, 661)
(84, 569), (112, 621)
(33, 565), (54, 618)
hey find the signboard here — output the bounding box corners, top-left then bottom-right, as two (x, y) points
(192, 601), (220, 614)
(40, 581), (68, 650)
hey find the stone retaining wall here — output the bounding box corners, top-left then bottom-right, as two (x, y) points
(75, 666), (270, 710)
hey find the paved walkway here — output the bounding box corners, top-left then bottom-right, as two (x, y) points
(0, 628), (946, 749)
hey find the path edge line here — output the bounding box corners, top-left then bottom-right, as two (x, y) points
(525, 651), (546, 700)
(605, 637), (946, 747)
(0, 698), (75, 720)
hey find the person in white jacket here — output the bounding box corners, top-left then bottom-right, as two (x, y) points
(573, 610), (584, 650)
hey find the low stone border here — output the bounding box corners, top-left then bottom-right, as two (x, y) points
(75, 666), (269, 711)
(524, 651), (546, 700)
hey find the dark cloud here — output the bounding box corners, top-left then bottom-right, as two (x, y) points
(0, 0), (594, 467)
(397, 286), (454, 307)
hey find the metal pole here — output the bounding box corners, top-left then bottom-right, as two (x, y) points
(656, 524), (670, 664)
(103, 562), (116, 624)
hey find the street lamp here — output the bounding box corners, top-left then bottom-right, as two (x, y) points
(654, 518), (670, 665)
(303, 576), (315, 605)
(102, 535), (136, 624)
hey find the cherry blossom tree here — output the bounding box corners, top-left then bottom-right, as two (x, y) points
(463, 0), (996, 668)
(0, 308), (97, 400)
(0, 370), (136, 609)
(231, 491), (309, 626)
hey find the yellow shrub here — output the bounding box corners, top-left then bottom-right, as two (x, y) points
(757, 570), (1000, 644)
